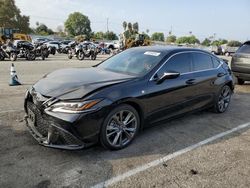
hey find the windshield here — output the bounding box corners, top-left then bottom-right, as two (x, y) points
(98, 48), (166, 76)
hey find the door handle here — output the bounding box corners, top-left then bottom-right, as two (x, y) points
(186, 79), (196, 85)
(217, 72), (226, 77)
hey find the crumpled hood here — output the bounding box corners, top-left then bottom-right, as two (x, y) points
(33, 67), (135, 100)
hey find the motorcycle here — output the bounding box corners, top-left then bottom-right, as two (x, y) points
(0, 44), (17, 61)
(48, 46), (56, 56)
(82, 43), (98, 60)
(0, 47), (5, 61)
(33, 43), (47, 60)
(16, 42), (36, 61)
(68, 42), (84, 60)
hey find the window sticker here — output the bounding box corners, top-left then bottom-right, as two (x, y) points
(144, 51), (161, 56)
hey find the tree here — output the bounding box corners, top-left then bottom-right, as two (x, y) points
(151, 32), (165, 42)
(146, 29), (149, 34)
(132, 22), (139, 33)
(0, 0), (31, 33)
(122, 21), (127, 31)
(127, 22), (132, 32)
(65, 12), (92, 37)
(94, 31), (105, 39)
(166, 35), (176, 43)
(202, 38), (211, 46)
(176, 35), (200, 44)
(94, 31), (118, 40)
(211, 39), (228, 46)
(227, 40), (242, 47)
(105, 31), (118, 40)
(34, 23), (54, 35)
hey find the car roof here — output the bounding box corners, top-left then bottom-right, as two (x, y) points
(243, 41), (250, 45)
(129, 45), (210, 55)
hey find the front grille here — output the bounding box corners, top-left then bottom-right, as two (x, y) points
(26, 101), (83, 148)
(27, 101), (49, 137)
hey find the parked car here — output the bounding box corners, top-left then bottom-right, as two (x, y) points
(45, 41), (60, 50)
(231, 41), (250, 85)
(208, 45), (223, 55)
(24, 46), (234, 150)
(105, 40), (120, 49)
(221, 45), (238, 56)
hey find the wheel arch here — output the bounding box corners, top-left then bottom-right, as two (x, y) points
(115, 99), (145, 130)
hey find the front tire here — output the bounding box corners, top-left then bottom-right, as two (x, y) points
(213, 85), (232, 113)
(78, 52), (84, 60)
(100, 104), (140, 150)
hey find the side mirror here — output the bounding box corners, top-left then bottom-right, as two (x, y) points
(156, 71), (180, 84)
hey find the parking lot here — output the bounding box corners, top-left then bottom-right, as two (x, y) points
(0, 54), (250, 188)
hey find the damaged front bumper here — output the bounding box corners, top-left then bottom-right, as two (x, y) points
(24, 102), (85, 150)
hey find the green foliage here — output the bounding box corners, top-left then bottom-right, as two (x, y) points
(105, 31), (118, 40)
(211, 39), (228, 46)
(151, 32), (165, 42)
(35, 23), (54, 35)
(166, 35), (176, 43)
(176, 35), (200, 44)
(142, 32), (150, 40)
(201, 38), (211, 46)
(122, 21), (140, 40)
(227, 40), (242, 47)
(93, 31), (118, 40)
(65, 12), (92, 37)
(0, 0), (31, 33)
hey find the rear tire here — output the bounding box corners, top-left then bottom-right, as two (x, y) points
(100, 104), (140, 150)
(237, 78), (245, 85)
(213, 85), (232, 113)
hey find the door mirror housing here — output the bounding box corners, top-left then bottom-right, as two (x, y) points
(156, 71), (180, 84)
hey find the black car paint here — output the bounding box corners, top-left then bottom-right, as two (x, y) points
(24, 47), (234, 149)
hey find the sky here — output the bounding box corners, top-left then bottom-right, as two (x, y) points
(15, 0), (250, 42)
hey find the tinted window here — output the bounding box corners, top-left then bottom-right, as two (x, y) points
(192, 53), (213, 71)
(159, 53), (191, 75)
(237, 44), (250, 54)
(211, 57), (221, 68)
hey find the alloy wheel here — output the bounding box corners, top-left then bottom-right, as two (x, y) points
(106, 110), (138, 148)
(217, 85), (231, 112)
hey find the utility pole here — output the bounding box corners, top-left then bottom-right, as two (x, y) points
(106, 18), (109, 33)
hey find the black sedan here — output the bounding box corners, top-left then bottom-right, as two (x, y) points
(24, 46), (234, 150)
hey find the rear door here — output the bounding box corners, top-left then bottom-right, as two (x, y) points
(190, 52), (220, 109)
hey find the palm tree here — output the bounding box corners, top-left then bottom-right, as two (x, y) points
(132, 22), (139, 33)
(122, 21), (127, 31)
(128, 22), (132, 33)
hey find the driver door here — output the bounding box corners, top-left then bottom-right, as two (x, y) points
(144, 52), (196, 124)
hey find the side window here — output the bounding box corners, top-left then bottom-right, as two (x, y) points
(211, 57), (221, 68)
(158, 53), (191, 75)
(192, 53), (213, 71)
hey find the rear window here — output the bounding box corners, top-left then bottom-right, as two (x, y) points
(192, 53), (213, 71)
(237, 44), (250, 54)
